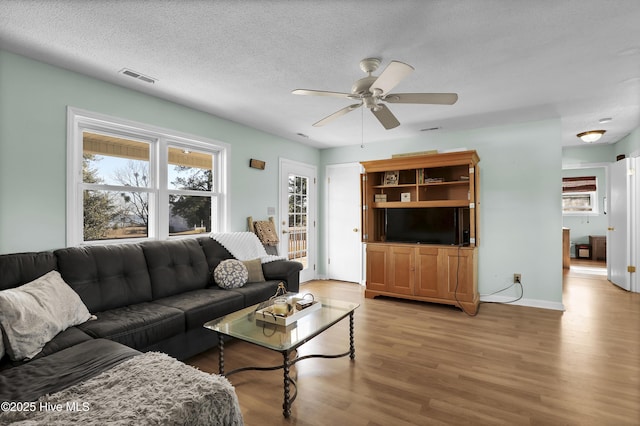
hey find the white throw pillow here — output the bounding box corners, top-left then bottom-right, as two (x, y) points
(0, 270), (92, 361)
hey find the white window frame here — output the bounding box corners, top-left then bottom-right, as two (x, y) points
(67, 107), (229, 246)
(562, 191), (599, 215)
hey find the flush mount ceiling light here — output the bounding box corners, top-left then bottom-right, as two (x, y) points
(577, 130), (606, 143)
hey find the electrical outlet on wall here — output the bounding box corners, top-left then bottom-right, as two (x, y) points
(514, 273), (522, 284)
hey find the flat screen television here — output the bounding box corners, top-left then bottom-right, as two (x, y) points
(385, 207), (462, 245)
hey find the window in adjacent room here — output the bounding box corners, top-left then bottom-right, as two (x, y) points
(67, 108), (229, 246)
(562, 176), (598, 214)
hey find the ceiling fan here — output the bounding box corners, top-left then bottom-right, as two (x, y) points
(292, 58), (458, 130)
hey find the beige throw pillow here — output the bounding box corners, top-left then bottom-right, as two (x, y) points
(242, 258), (266, 283)
(0, 270), (92, 361)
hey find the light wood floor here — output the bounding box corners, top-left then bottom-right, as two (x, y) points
(188, 261), (640, 425)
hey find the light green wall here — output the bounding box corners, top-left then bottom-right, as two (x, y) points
(0, 50), (318, 253)
(614, 126), (640, 158)
(562, 144), (615, 167)
(320, 119), (564, 306)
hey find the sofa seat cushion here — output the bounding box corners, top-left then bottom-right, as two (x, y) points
(228, 280), (282, 306)
(76, 303), (184, 350)
(142, 239), (210, 299)
(152, 289), (244, 329)
(0, 327), (93, 372)
(0, 339), (139, 403)
(34, 327), (93, 359)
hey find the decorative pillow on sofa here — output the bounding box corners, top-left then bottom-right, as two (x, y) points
(0, 270), (92, 361)
(242, 258), (266, 283)
(254, 220), (279, 246)
(214, 259), (249, 289)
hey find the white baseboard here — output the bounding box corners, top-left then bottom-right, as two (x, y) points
(480, 294), (565, 311)
(317, 279), (565, 310)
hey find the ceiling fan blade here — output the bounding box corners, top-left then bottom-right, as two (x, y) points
(371, 104), (400, 129)
(312, 103), (362, 127)
(384, 93), (458, 105)
(370, 61), (414, 95)
(292, 89), (351, 98)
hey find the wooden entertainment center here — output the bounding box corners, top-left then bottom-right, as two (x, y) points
(360, 150), (480, 314)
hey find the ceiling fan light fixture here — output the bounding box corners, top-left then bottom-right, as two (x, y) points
(577, 130), (606, 143)
(293, 58), (457, 130)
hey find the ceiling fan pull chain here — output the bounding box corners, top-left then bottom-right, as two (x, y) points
(361, 105), (364, 148)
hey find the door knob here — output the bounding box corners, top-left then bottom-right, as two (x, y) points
(353, 228), (359, 232)
(282, 229), (289, 234)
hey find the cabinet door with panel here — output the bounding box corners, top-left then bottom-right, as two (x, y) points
(388, 245), (414, 295)
(440, 247), (477, 302)
(365, 244), (389, 293)
(414, 246), (441, 298)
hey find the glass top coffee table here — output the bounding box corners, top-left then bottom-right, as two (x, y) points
(204, 297), (359, 418)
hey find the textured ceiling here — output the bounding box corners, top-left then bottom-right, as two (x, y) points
(1, 0), (639, 149)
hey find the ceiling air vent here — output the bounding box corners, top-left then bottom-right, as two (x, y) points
(119, 68), (157, 84)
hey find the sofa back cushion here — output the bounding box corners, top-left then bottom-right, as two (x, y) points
(0, 251), (57, 291)
(55, 244), (152, 313)
(197, 237), (234, 272)
(141, 239), (210, 299)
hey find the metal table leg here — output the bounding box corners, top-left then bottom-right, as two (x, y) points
(218, 333), (225, 375)
(283, 351), (292, 418)
(349, 311), (355, 360)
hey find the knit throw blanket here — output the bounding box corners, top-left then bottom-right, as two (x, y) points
(211, 232), (285, 263)
(0, 352), (244, 426)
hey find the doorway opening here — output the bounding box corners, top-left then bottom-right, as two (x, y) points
(562, 165), (609, 279)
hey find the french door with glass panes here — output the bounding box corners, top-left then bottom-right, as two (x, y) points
(279, 159), (316, 283)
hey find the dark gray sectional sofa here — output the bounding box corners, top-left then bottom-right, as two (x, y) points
(0, 236), (302, 403)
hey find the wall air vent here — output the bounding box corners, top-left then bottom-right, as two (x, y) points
(119, 68), (157, 84)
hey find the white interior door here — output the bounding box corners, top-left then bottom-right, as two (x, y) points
(279, 159), (316, 284)
(633, 156), (639, 293)
(327, 163), (363, 283)
(607, 158), (631, 290)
